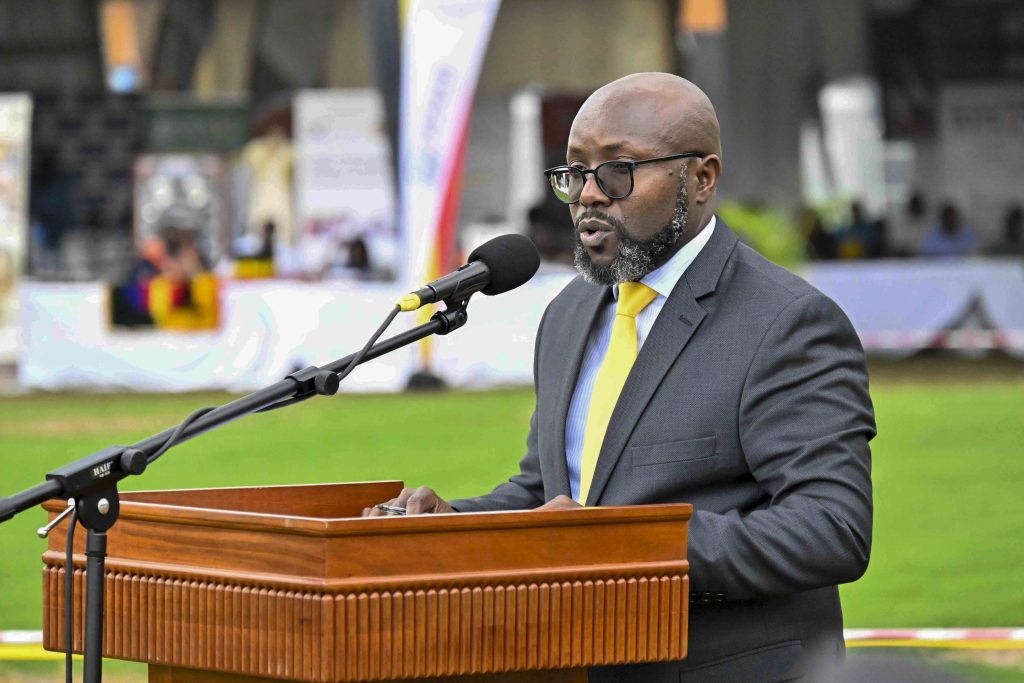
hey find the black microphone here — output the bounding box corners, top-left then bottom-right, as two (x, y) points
(397, 233), (540, 311)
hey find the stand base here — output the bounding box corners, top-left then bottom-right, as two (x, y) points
(150, 665), (587, 683)
(405, 370), (446, 391)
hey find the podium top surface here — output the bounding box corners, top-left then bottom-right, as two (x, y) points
(46, 480), (691, 534)
(43, 482), (691, 587)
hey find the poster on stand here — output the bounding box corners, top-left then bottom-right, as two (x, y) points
(107, 153), (225, 331)
(294, 89), (397, 280)
(940, 84), (1024, 242)
(0, 94), (32, 362)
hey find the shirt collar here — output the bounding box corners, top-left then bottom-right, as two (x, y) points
(613, 214), (717, 301)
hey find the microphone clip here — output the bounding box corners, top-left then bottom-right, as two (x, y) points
(285, 365), (341, 397)
(430, 299), (470, 335)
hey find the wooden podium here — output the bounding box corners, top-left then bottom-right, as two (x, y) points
(42, 482), (691, 682)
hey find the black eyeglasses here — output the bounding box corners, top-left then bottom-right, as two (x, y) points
(543, 152), (705, 204)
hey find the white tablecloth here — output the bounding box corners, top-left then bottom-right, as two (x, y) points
(17, 258), (1024, 392)
(18, 272), (576, 392)
(803, 258), (1024, 357)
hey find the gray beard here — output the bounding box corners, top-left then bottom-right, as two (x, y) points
(573, 171), (689, 286)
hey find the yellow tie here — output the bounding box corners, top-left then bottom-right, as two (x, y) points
(577, 281), (658, 504)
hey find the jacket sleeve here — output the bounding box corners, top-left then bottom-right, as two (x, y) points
(686, 291), (876, 601)
(448, 306), (551, 512)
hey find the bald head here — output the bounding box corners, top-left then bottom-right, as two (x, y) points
(573, 73), (722, 159)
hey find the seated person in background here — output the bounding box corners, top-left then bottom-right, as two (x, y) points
(869, 218), (891, 258)
(890, 190), (928, 257)
(835, 200), (878, 259)
(801, 207), (836, 260)
(988, 205), (1023, 257)
(920, 203), (977, 257)
(148, 227), (219, 330)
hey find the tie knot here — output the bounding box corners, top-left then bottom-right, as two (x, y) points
(616, 281), (658, 318)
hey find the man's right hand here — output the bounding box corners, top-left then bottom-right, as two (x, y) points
(362, 486), (455, 517)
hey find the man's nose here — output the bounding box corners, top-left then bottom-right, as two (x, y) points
(578, 172), (611, 207)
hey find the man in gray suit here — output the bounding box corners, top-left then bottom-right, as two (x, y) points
(368, 73), (875, 682)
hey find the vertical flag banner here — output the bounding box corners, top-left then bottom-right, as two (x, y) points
(399, 0), (501, 371)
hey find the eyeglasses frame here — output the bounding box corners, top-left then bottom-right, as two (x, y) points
(543, 152), (706, 204)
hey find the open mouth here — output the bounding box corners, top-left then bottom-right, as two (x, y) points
(578, 219), (613, 247)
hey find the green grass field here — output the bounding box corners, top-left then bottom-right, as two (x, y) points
(2, 357), (1023, 679)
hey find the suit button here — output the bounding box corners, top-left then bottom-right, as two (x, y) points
(699, 593), (713, 605)
(714, 592), (726, 604)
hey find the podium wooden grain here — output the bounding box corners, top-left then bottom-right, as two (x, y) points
(41, 482), (690, 682)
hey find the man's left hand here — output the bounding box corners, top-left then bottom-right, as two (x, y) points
(535, 495), (583, 511)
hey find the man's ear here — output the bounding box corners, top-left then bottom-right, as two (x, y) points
(694, 155), (722, 204)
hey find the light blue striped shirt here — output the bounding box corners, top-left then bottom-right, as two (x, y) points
(565, 216), (717, 501)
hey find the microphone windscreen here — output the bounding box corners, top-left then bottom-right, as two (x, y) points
(468, 234), (541, 296)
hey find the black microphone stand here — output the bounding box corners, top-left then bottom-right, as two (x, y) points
(0, 301), (470, 683)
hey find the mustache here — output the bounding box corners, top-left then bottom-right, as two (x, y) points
(575, 211), (626, 232)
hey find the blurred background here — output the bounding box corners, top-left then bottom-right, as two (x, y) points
(0, 0), (1023, 680)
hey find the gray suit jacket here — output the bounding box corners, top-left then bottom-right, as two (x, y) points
(451, 222), (875, 682)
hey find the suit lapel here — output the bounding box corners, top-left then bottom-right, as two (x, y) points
(584, 222), (739, 505)
(550, 283), (611, 497)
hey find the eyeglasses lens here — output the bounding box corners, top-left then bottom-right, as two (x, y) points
(596, 162), (632, 199)
(549, 162), (633, 203)
(549, 170), (578, 203)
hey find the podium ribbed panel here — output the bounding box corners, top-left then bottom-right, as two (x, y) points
(43, 566), (687, 682)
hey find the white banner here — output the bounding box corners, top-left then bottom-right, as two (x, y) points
(818, 77), (886, 217)
(294, 89), (397, 280)
(0, 94), (32, 362)
(399, 0), (501, 288)
(939, 84), (1024, 243)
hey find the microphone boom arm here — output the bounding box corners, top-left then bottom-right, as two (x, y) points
(0, 292), (480, 683)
